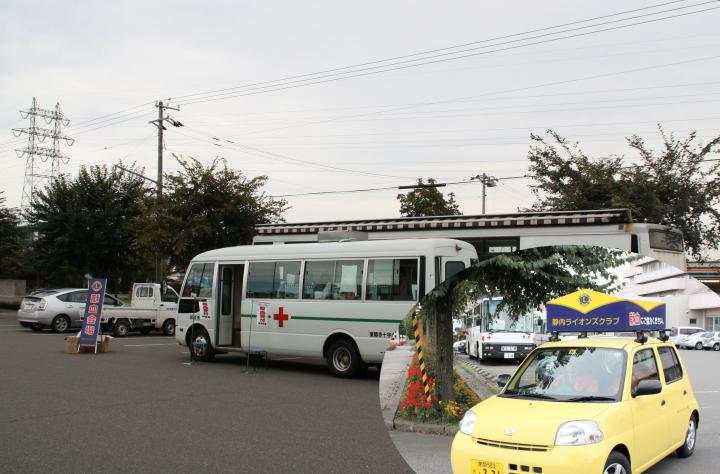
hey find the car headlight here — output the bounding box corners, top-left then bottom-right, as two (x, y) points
(555, 420), (603, 446)
(459, 410), (477, 436)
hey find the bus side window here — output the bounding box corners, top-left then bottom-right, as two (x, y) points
(332, 260), (363, 300)
(247, 261), (301, 299)
(247, 262), (276, 299)
(366, 259), (418, 301)
(303, 261), (335, 300)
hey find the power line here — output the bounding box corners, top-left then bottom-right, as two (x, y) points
(171, 0), (712, 106)
(175, 3), (720, 107)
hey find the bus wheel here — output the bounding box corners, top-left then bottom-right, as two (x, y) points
(327, 339), (360, 378)
(190, 329), (215, 362)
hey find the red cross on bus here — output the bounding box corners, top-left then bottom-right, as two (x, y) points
(273, 307), (289, 328)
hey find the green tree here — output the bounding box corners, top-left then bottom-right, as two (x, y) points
(25, 165), (151, 290)
(138, 155), (287, 272)
(0, 192), (28, 279)
(397, 178), (461, 216)
(527, 128), (720, 259)
(421, 245), (631, 402)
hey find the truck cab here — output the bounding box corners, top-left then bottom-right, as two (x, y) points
(102, 283), (179, 337)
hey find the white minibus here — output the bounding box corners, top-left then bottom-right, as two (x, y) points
(175, 238), (476, 377)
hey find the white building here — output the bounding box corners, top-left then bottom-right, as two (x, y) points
(622, 257), (720, 331)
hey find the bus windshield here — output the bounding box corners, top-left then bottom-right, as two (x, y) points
(485, 300), (534, 333)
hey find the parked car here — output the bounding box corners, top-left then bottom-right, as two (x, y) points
(451, 336), (699, 474)
(668, 326), (704, 346)
(17, 288), (124, 333)
(677, 331), (713, 350)
(453, 340), (467, 353)
(701, 331), (720, 351)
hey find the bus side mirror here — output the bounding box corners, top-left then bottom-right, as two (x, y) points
(497, 373), (511, 388)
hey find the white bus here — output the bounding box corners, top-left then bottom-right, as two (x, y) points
(175, 238), (476, 377)
(466, 297), (537, 361)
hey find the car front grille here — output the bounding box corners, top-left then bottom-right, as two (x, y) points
(472, 436), (551, 452)
(508, 463), (543, 473)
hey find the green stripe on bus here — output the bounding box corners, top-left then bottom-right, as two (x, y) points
(240, 314), (398, 323)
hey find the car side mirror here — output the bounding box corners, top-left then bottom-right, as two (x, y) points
(633, 379), (662, 397)
(497, 373), (511, 388)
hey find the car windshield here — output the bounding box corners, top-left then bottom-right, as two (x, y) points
(502, 347), (626, 402)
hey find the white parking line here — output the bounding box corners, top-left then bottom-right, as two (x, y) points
(695, 391), (720, 394)
(123, 343), (178, 347)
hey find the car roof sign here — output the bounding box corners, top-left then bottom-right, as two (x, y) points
(546, 289), (666, 333)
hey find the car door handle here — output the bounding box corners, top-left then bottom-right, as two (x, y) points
(661, 400), (666, 406)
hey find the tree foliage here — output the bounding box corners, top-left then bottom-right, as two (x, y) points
(420, 245), (633, 402)
(397, 178), (461, 217)
(25, 165), (151, 290)
(0, 192), (28, 279)
(527, 128), (720, 259)
(138, 155), (287, 271)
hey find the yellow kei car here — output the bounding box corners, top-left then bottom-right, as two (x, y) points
(451, 337), (699, 474)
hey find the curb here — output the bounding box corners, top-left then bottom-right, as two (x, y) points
(380, 345), (414, 431)
(393, 418), (459, 436)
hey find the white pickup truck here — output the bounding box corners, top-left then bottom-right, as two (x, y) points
(102, 283), (179, 337)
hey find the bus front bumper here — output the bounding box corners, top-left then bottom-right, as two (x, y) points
(481, 343), (535, 360)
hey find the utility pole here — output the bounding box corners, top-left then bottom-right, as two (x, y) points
(149, 101), (182, 197)
(148, 100), (183, 281)
(471, 173), (498, 214)
(13, 98), (74, 215)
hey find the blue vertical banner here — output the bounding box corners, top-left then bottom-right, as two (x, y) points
(78, 278), (107, 348)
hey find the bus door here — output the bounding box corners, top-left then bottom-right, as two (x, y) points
(217, 264), (244, 346)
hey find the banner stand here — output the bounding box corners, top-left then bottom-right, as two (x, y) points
(76, 278), (108, 355)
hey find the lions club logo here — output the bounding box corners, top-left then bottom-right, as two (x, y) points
(578, 293), (591, 306)
(91, 281), (103, 292)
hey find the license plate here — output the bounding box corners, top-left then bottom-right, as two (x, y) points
(501, 346), (517, 351)
(504, 353), (514, 359)
(471, 459), (503, 474)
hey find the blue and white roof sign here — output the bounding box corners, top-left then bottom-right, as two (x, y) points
(546, 289), (666, 332)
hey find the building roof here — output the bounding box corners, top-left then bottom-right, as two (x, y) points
(255, 209), (633, 236)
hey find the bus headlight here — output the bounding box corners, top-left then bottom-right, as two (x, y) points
(459, 410), (477, 436)
(555, 420), (603, 446)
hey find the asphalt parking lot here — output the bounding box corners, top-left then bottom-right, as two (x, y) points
(0, 310), (413, 473)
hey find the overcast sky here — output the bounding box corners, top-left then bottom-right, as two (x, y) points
(1, 0), (719, 222)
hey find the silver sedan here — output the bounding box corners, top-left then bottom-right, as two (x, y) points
(17, 288), (123, 333)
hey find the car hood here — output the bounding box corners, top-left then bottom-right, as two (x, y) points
(468, 395), (613, 446)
